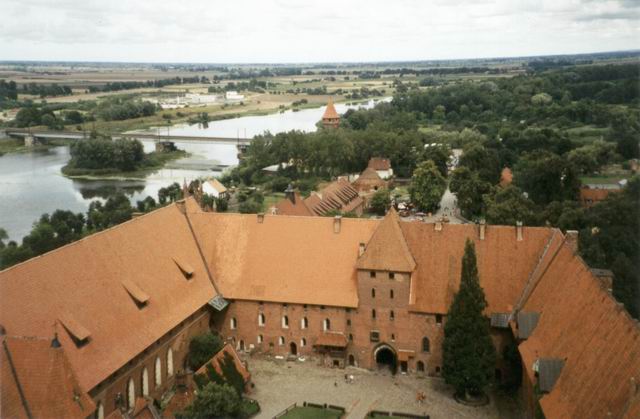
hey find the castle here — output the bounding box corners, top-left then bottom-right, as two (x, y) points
(1, 198), (638, 418)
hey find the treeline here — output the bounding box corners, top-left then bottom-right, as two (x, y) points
(67, 138), (145, 172)
(95, 97), (158, 121)
(0, 183), (184, 270)
(21, 82), (72, 97)
(0, 80), (18, 100)
(87, 76), (208, 93)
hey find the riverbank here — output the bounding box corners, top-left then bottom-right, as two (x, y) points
(61, 150), (188, 180)
(0, 138), (73, 156)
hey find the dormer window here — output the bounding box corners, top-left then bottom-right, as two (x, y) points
(59, 314), (90, 348)
(173, 258), (194, 279)
(121, 279), (149, 309)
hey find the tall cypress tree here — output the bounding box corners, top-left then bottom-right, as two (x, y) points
(442, 239), (496, 399)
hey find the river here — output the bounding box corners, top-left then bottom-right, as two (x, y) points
(0, 99), (387, 241)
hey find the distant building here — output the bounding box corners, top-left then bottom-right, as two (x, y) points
(202, 179), (229, 199)
(275, 180), (364, 216)
(225, 91), (244, 102)
(368, 157), (393, 180)
(321, 97), (340, 129)
(579, 181), (624, 207)
(499, 167), (513, 187)
(353, 167), (388, 193)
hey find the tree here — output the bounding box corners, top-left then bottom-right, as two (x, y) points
(458, 144), (501, 185)
(514, 151), (579, 205)
(0, 228), (8, 249)
(369, 188), (391, 216)
(409, 160), (446, 212)
(188, 332), (224, 371)
(422, 144), (451, 177)
(178, 382), (240, 419)
(443, 240), (496, 399)
(450, 167), (493, 218)
(484, 185), (536, 226)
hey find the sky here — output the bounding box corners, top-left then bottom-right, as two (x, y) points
(0, 0), (638, 63)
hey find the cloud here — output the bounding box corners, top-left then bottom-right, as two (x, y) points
(0, 0), (638, 62)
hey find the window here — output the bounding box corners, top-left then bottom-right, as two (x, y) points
(370, 271), (376, 278)
(127, 378), (135, 410)
(390, 289), (394, 299)
(347, 319), (351, 326)
(278, 336), (285, 346)
(422, 337), (430, 353)
(389, 272), (395, 280)
(417, 361), (425, 372)
(349, 333), (353, 341)
(391, 334), (395, 341)
(282, 315), (289, 328)
(258, 313), (265, 326)
(371, 288), (376, 298)
(323, 318), (330, 331)
(390, 310), (395, 320)
(436, 314), (443, 325)
(230, 317), (237, 329)
(372, 309), (376, 319)
(301, 317), (308, 329)
(301, 338), (307, 347)
(141, 367), (149, 397)
(155, 357), (162, 387)
(369, 331), (380, 342)
(96, 402), (104, 419)
(257, 334), (263, 344)
(167, 348), (174, 377)
(435, 366), (441, 374)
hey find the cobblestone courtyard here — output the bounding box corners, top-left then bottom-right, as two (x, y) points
(247, 356), (520, 419)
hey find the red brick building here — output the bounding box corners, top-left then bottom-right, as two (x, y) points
(1, 199), (638, 418)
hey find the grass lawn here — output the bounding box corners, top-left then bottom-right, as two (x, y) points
(279, 406), (343, 419)
(580, 174), (627, 185)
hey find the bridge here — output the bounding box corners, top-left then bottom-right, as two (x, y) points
(0, 129), (253, 147)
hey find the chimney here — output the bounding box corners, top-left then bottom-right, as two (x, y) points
(334, 215), (342, 234)
(358, 242), (366, 256)
(516, 221), (523, 241)
(565, 230), (579, 253)
(435, 219), (443, 231)
(284, 184), (295, 204)
(479, 219), (486, 240)
(257, 213), (265, 223)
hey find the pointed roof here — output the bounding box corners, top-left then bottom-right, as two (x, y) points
(322, 98), (340, 120)
(356, 208), (416, 272)
(358, 167), (382, 181)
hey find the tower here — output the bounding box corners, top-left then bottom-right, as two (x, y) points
(321, 97), (340, 129)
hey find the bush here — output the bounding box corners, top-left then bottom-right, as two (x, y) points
(188, 332), (223, 371)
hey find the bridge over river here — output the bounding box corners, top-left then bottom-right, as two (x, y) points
(1, 128), (252, 146)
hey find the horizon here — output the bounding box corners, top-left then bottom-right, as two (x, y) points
(2, 0), (639, 63)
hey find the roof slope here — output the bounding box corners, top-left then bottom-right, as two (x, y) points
(356, 209), (416, 272)
(195, 343), (250, 383)
(189, 213), (378, 307)
(401, 223), (559, 314)
(322, 98), (339, 120)
(368, 157), (391, 171)
(274, 192), (314, 217)
(519, 243), (640, 419)
(1, 336), (95, 419)
(206, 179), (227, 194)
(0, 204), (216, 392)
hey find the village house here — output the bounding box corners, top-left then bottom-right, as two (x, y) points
(1, 198), (639, 419)
(202, 178), (229, 199)
(352, 167), (388, 193)
(368, 157), (394, 180)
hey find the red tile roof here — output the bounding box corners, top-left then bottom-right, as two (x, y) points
(275, 180), (363, 216)
(322, 98), (339, 120)
(314, 332), (348, 348)
(368, 158), (391, 171)
(499, 167), (513, 187)
(0, 203), (216, 392)
(195, 344), (250, 383)
(1, 336), (95, 419)
(519, 242), (640, 418)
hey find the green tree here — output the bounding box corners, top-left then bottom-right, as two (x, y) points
(514, 151), (579, 205)
(178, 382), (240, 419)
(484, 185), (536, 226)
(369, 188), (391, 216)
(409, 160), (446, 212)
(422, 144), (451, 177)
(450, 167), (492, 218)
(443, 240), (496, 399)
(188, 332), (224, 371)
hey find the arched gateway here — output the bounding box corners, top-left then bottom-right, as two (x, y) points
(373, 344), (397, 374)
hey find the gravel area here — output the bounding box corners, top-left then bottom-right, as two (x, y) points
(246, 355), (519, 419)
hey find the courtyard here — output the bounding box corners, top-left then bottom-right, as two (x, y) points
(247, 356), (520, 419)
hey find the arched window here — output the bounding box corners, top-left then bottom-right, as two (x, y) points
(127, 378), (135, 410)
(96, 402), (104, 419)
(390, 289), (394, 299)
(390, 310), (395, 320)
(282, 315), (289, 328)
(278, 336), (285, 346)
(258, 313), (265, 326)
(323, 318), (330, 331)
(230, 317), (237, 329)
(301, 317), (308, 329)
(417, 361), (425, 372)
(372, 309), (376, 319)
(371, 288), (376, 298)
(257, 334), (263, 344)
(422, 337), (430, 353)
(141, 367), (149, 396)
(301, 338), (307, 347)
(155, 356), (162, 387)
(167, 348), (174, 377)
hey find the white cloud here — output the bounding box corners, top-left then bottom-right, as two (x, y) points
(0, 0), (637, 62)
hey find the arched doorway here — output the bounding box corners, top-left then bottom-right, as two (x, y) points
(374, 344), (397, 374)
(289, 341), (297, 356)
(348, 354), (355, 366)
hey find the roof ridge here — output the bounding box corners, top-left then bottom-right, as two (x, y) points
(0, 202), (183, 275)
